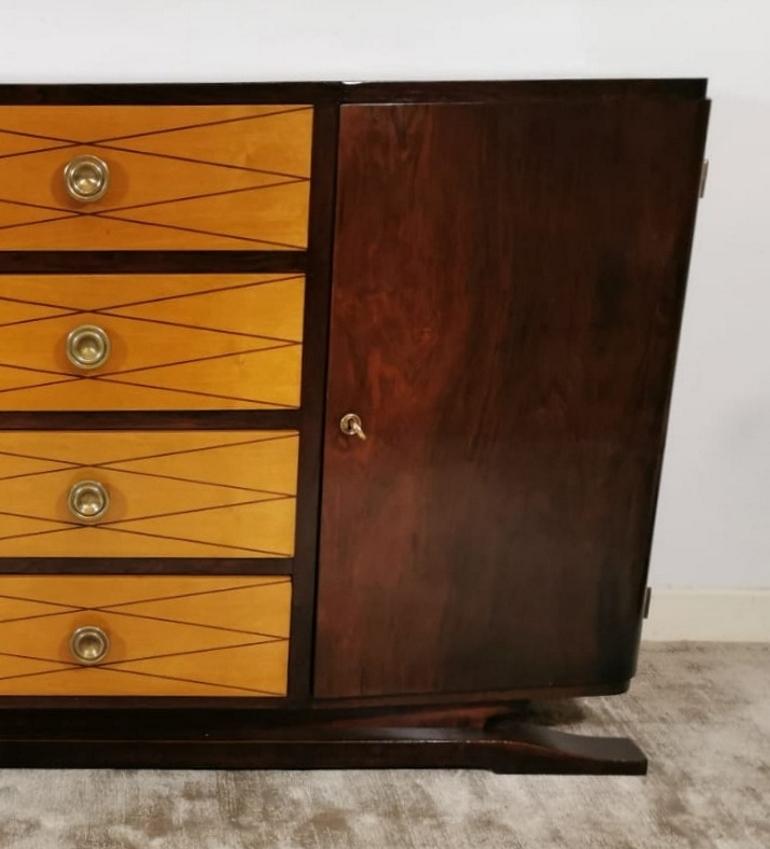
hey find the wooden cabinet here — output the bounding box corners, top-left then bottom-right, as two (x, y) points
(0, 80), (709, 772)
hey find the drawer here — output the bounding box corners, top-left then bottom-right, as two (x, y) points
(0, 274), (304, 410)
(0, 575), (290, 696)
(0, 430), (298, 557)
(0, 104), (312, 249)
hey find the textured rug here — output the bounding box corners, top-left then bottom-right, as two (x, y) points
(0, 642), (767, 849)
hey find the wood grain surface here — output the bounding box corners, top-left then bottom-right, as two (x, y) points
(0, 274), (304, 410)
(0, 105), (312, 250)
(0, 430), (299, 557)
(315, 96), (709, 698)
(0, 574), (291, 696)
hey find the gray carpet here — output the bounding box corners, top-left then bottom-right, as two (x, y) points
(0, 642), (767, 848)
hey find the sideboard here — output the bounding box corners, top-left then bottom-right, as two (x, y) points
(0, 79), (709, 772)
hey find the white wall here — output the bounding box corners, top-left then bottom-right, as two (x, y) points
(0, 1), (768, 590)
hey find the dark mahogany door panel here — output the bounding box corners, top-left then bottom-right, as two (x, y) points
(315, 94), (709, 699)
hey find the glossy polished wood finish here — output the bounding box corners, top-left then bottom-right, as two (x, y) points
(0, 105), (312, 250)
(0, 79), (705, 107)
(316, 96), (709, 699)
(0, 710), (646, 773)
(0, 575), (291, 696)
(0, 430), (299, 557)
(0, 273), (304, 410)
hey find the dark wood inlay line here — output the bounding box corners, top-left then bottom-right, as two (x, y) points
(90, 104), (314, 144)
(101, 613), (287, 645)
(101, 314), (301, 344)
(99, 636), (287, 667)
(93, 177), (307, 217)
(63, 431), (299, 468)
(92, 374), (295, 408)
(0, 580), (288, 611)
(102, 577), (291, 610)
(0, 182), (308, 249)
(0, 212), (77, 233)
(0, 360), (73, 378)
(89, 525), (291, 558)
(0, 105), (312, 148)
(0, 196), (77, 215)
(0, 592), (77, 612)
(0, 637), (288, 676)
(93, 273), (304, 312)
(96, 143), (310, 181)
(0, 142), (77, 162)
(78, 466), (294, 498)
(94, 494), (294, 529)
(0, 609), (91, 627)
(0, 661), (77, 685)
(0, 139), (309, 183)
(0, 308), (302, 344)
(85, 664), (283, 697)
(0, 515), (293, 556)
(0, 312), (81, 331)
(92, 341), (298, 380)
(0, 653), (283, 697)
(95, 211), (305, 250)
(0, 273), (302, 314)
(0, 360), (297, 409)
(0, 377), (77, 397)
(0, 458), (298, 495)
(0, 524), (81, 544)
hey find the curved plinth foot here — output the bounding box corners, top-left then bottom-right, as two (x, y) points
(0, 713), (647, 773)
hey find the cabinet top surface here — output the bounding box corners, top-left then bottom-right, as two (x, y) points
(0, 79), (708, 105)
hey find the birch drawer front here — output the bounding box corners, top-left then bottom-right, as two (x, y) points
(0, 430), (299, 558)
(0, 104), (312, 250)
(0, 575), (291, 696)
(0, 274), (304, 410)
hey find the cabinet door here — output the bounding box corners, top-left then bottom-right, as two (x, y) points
(315, 95), (708, 699)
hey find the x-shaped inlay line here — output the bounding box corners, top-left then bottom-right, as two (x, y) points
(0, 106), (312, 248)
(0, 434), (298, 555)
(0, 275), (303, 407)
(0, 578), (290, 694)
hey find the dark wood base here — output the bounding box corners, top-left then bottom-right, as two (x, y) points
(0, 709), (646, 773)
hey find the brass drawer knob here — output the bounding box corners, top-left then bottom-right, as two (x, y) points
(340, 413), (367, 440)
(63, 154), (110, 203)
(69, 625), (110, 665)
(66, 324), (111, 370)
(68, 480), (110, 523)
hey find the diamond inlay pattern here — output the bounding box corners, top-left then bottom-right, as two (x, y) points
(0, 575), (291, 696)
(0, 430), (299, 557)
(0, 104), (312, 249)
(0, 274), (304, 410)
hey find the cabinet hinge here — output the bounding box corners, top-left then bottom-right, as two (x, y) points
(643, 586), (652, 619)
(699, 159), (709, 198)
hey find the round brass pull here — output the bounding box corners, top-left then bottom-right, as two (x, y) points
(340, 413), (367, 440)
(69, 625), (110, 665)
(63, 154), (110, 203)
(68, 480), (110, 523)
(66, 324), (111, 370)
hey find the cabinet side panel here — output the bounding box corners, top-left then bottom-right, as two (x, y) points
(316, 98), (708, 699)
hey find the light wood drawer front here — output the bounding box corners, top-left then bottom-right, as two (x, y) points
(0, 274), (303, 410)
(0, 430), (298, 558)
(0, 575), (290, 696)
(0, 104), (312, 250)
